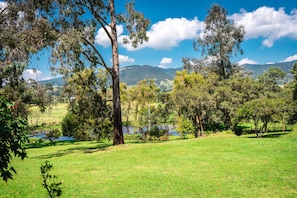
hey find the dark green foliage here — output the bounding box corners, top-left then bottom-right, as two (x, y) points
(177, 116), (195, 138)
(46, 129), (62, 143)
(40, 161), (62, 198)
(60, 68), (113, 141)
(292, 62), (297, 101)
(194, 4), (245, 79)
(149, 126), (165, 139)
(123, 134), (142, 140)
(0, 97), (28, 182)
(61, 113), (80, 137)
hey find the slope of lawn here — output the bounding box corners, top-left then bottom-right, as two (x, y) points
(1, 131), (297, 197)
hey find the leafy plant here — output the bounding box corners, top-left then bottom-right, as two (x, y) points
(40, 161), (62, 198)
(0, 97), (28, 182)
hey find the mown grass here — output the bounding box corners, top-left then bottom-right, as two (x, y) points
(1, 130), (297, 197)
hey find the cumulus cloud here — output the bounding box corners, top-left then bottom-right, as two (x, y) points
(160, 57), (173, 64)
(118, 54), (135, 63)
(281, 54), (297, 62)
(158, 57), (173, 68)
(121, 17), (204, 51)
(230, 7), (297, 48)
(110, 54), (135, 64)
(237, 58), (258, 65)
(22, 69), (43, 81)
(95, 25), (124, 47)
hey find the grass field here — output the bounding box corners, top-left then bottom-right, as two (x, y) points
(28, 103), (68, 129)
(1, 130), (297, 197)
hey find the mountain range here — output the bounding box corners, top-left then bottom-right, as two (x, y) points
(39, 61), (296, 88)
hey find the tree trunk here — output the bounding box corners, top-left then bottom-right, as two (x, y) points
(198, 115), (204, 136)
(194, 116), (199, 138)
(110, 0), (124, 145)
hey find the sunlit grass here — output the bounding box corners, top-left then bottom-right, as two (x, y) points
(1, 131), (297, 197)
(28, 103), (68, 128)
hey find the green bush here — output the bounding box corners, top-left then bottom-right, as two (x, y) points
(124, 134), (142, 140)
(61, 113), (79, 138)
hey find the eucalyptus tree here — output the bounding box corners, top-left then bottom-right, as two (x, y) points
(38, 0), (150, 145)
(257, 67), (286, 98)
(172, 70), (215, 137)
(194, 4), (245, 79)
(234, 98), (287, 137)
(0, 0), (55, 181)
(288, 62), (297, 123)
(293, 62), (297, 101)
(132, 79), (160, 130)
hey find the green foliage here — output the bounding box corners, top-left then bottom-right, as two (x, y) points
(149, 126), (165, 140)
(60, 68), (113, 141)
(177, 115), (195, 138)
(234, 98), (288, 137)
(61, 112), (79, 137)
(194, 4), (245, 79)
(40, 161), (62, 198)
(46, 129), (62, 143)
(123, 134), (142, 140)
(0, 97), (28, 182)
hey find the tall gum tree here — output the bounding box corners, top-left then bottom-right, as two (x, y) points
(194, 4), (245, 80)
(37, 0), (150, 145)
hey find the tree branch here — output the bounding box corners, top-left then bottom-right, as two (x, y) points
(82, 37), (112, 73)
(84, 0), (113, 44)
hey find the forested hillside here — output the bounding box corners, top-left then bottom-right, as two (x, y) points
(39, 61), (295, 87)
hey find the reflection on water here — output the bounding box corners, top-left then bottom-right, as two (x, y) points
(29, 132), (74, 141)
(123, 125), (179, 136)
(30, 125), (179, 141)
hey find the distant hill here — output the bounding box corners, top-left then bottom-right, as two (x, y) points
(244, 61), (294, 77)
(39, 65), (181, 88)
(39, 61), (296, 87)
(120, 65), (179, 86)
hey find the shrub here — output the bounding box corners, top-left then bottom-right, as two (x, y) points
(40, 161), (62, 198)
(61, 113), (79, 137)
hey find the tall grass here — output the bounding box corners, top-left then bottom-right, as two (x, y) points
(1, 132), (296, 197)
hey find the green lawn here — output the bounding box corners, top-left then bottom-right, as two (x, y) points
(1, 131), (297, 197)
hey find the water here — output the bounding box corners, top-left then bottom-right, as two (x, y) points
(29, 132), (74, 141)
(123, 125), (180, 136)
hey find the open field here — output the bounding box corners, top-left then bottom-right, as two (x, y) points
(28, 103), (68, 128)
(1, 130), (297, 197)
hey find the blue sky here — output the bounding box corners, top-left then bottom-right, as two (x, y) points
(23, 0), (297, 80)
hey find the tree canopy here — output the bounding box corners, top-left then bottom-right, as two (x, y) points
(194, 4), (245, 79)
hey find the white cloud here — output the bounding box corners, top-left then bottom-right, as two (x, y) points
(237, 58), (258, 65)
(95, 25), (124, 47)
(0, 2), (7, 11)
(230, 7), (297, 48)
(22, 69), (43, 81)
(266, 62), (275, 64)
(122, 17), (204, 51)
(110, 54), (135, 64)
(158, 65), (168, 69)
(281, 54), (297, 62)
(118, 54), (135, 63)
(160, 57), (173, 65)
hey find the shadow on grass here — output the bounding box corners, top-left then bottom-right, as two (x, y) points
(26, 140), (77, 149)
(31, 141), (112, 159)
(30, 136), (192, 159)
(246, 132), (289, 138)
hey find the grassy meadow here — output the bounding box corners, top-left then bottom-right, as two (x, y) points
(1, 130), (297, 197)
(28, 103), (68, 129)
